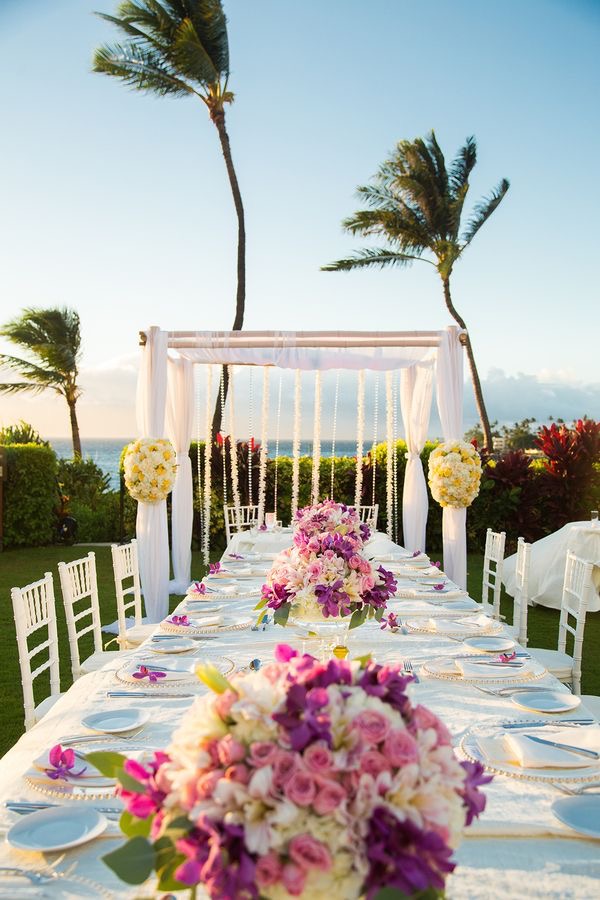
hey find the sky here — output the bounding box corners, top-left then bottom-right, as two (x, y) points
(0, 0), (599, 441)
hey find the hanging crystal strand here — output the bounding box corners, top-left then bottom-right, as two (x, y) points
(371, 374), (379, 509)
(220, 367), (227, 510)
(257, 367), (270, 525)
(291, 369), (302, 519)
(385, 371), (394, 539)
(354, 369), (365, 511)
(195, 369), (204, 548)
(273, 371), (283, 521)
(203, 365), (213, 566)
(330, 370), (340, 499)
(228, 365), (242, 528)
(248, 368), (254, 505)
(392, 370), (399, 543)
(311, 370), (322, 504)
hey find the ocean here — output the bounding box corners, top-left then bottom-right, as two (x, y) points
(50, 438), (364, 490)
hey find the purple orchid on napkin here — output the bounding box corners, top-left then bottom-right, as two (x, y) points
(380, 612), (399, 632)
(133, 665), (167, 682)
(44, 744), (87, 781)
(228, 553), (244, 559)
(432, 561), (441, 568)
(208, 562), (221, 575)
(412, 549), (422, 557)
(499, 651), (517, 663)
(190, 581), (207, 594)
(167, 614), (191, 627)
(258, 523), (268, 531)
(433, 583), (446, 591)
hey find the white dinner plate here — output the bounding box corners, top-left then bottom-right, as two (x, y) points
(80, 708), (150, 733)
(552, 795), (600, 839)
(463, 636), (516, 653)
(149, 637), (197, 653)
(183, 604), (225, 614)
(511, 690), (582, 714)
(7, 805), (107, 851)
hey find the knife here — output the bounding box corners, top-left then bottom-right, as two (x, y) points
(468, 661), (525, 667)
(502, 719), (595, 730)
(5, 801), (122, 815)
(526, 734), (600, 759)
(106, 691), (195, 699)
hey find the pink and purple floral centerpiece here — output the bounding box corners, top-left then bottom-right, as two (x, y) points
(257, 502), (396, 630)
(89, 645), (490, 899)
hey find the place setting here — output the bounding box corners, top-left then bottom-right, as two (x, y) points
(404, 613), (504, 638)
(159, 611), (253, 635)
(421, 649), (547, 685)
(113, 653), (235, 686)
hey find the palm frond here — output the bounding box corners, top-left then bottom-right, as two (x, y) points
(0, 353), (65, 387)
(183, 0), (229, 75)
(322, 247), (430, 272)
(343, 204), (430, 255)
(0, 380), (58, 396)
(461, 178), (510, 246)
(171, 16), (220, 84)
(93, 41), (194, 95)
(449, 135), (477, 196)
(95, 12), (168, 50)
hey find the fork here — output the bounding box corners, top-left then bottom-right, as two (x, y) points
(403, 660), (420, 683)
(0, 868), (60, 884)
(551, 781), (600, 795)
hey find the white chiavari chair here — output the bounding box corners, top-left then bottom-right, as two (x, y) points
(111, 539), (154, 648)
(358, 504), (379, 530)
(11, 572), (62, 731)
(224, 504), (259, 543)
(505, 537), (531, 646)
(529, 552), (595, 695)
(58, 552), (119, 680)
(481, 528), (506, 620)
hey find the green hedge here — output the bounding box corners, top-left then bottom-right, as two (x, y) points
(2, 444), (58, 547)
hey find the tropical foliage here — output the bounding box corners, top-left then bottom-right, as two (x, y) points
(0, 420), (49, 446)
(0, 308), (83, 456)
(323, 131), (509, 451)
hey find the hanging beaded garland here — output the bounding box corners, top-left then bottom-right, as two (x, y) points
(371, 374), (380, 509)
(257, 367), (270, 525)
(392, 371), (399, 543)
(247, 368), (254, 505)
(385, 371), (394, 539)
(354, 369), (365, 510)
(329, 370), (340, 499)
(202, 365), (213, 565)
(311, 371), (322, 504)
(227, 365), (242, 528)
(195, 369), (203, 548)
(219, 368), (227, 510)
(291, 369), (302, 518)
(273, 371), (283, 520)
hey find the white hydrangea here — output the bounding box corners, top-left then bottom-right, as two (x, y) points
(123, 437), (177, 503)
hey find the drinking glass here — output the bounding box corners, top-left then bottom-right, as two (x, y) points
(591, 510), (599, 528)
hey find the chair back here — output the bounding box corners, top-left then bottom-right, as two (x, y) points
(558, 551), (595, 695)
(11, 572), (60, 731)
(358, 504), (379, 529)
(512, 537), (531, 646)
(111, 540), (143, 644)
(224, 505), (259, 543)
(482, 528), (506, 619)
(58, 552), (103, 680)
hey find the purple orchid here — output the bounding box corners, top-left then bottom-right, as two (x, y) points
(208, 562), (221, 575)
(176, 818), (258, 897)
(191, 581), (207, 594)
(432, 560), (441, 568)
(44, 744), (87, 781)
(261, 582), (291, 610)
(228, 553), (244, 560)
(118, 751), (170, 819)
(168, 614), (191, 627)
(433, 583), (446, 592)
(459, 760), (492, 825)
(412, 549), (422, 557)
(272, 682), (333, 751)
(358, 662), (411, 713)
(314, 579), (351, 618)
(133, 665), (167, 683)
(381, 612), (399, 631)
(499, 651), (517, 662)
(258, 523), (268, 532)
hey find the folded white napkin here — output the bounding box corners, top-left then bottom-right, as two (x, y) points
(189, 615), (222, 627)
(455, 657), (531, 680)
(215, 567), (252, 577)
(478, 726), (600, 769)
(416, 589), (468, 600)
(208, 583), (237, 595)
(426, 614), (488, 631)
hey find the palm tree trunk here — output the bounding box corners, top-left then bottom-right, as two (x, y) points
(210, 109), (246, 439)
(67, 398), (82, 458)
(441, 277), (492, 452)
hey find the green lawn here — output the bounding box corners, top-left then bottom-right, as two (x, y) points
(0, 546), (598, 758)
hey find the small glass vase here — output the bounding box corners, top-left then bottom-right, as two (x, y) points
(290, 615), (350, 661)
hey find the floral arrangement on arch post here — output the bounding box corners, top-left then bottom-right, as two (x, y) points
(123, 438), (177, 503)
(427, 441), (482, 509)
(257, 501), (397, 628)
(87, 645), (491, 899)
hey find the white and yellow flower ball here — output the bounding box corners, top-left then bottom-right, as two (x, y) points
(123, 438), (177, 503)
(428, 440), (482, 508)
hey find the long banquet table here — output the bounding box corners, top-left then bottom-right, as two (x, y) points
(1, 531), (600, 898)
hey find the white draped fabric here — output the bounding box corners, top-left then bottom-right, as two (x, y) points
(400, 362), (433, 553)
(436, 327), (467, 589)
(166, 356), (194, 593)
(135, 326), (170, 622)
(135, 327), (466, 598)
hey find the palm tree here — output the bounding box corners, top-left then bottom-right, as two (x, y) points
(323, 131), (509, 452)
(0, 307), (83, 457)
(93, 1), (245, 436)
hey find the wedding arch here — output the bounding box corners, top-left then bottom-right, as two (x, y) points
(136, 326), (466, 621)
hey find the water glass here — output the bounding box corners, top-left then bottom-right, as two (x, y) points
(592, 510), (599, 528)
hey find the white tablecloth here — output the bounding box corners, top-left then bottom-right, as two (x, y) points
(503, 521), (600, 611)
(1, 541), (600, 898)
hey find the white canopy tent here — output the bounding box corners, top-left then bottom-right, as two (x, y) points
(136, 326), (467, 622)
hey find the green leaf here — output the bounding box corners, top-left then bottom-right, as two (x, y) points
(163, 814), (193, 841)
(120, 810), (152, 839)
(253, 596), (267, 610)
(349, 607), (367, 630)
(154, 835), (177, 872)
(85, 750), (126, 778)
(118, 770), (148, 794)
(274, 603), (291, 627)
(374, 606), (385, 622)
(156, 855), (188, 892)
(353, 652), (373, 668)
(102, 836), (155, 885)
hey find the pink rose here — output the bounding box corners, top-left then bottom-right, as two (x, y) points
(360, 574), (376, 592)
(411, 704), (452, 746)
(359, 558), (372, 574)
(313, 778), (346, 815)
(217, 734), (246, 767)
(225, 763), (250, 784)
(360, 750), (390, 778)
(303, 742), (333, 774)
(273, 750), (299, 788)
(214, 689), (237, 720)
(282, 862), (306, 896)
(204, 738), (220, 766)
(284, 769), (318, 807)
(354, 709), (391, 745)
(249, 741), (279, 767)
(348, 554), (362, 570)
(289, 834), (333, 872)
(383, 728), (419, 766)
(256, 852), (283, 888)
(195, 769), (223, 799)
(307, 561), (323, 579)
